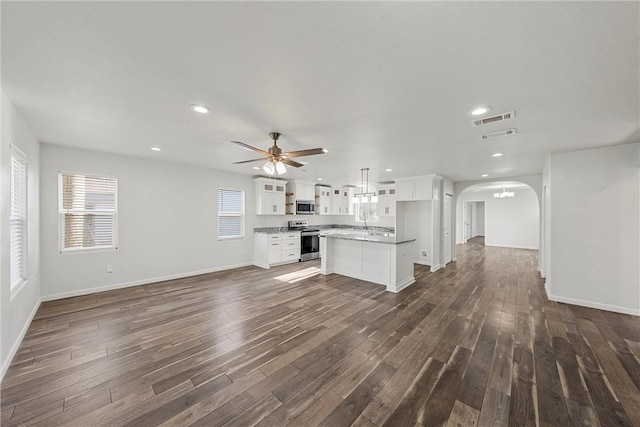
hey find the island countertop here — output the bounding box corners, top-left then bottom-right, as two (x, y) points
(321, 233), (416, 245)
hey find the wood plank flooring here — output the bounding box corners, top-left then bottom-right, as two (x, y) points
(1, 244), (639, 426)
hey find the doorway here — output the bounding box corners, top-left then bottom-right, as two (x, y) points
(464, 201), (485, 245)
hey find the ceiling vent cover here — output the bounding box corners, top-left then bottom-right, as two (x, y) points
(480, 128), (517, 140)
(472, 110), (515, 127)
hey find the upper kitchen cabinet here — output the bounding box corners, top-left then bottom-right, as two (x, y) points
(315, 185), (332, 215)
(330, 187), (343, 215)
(255, 177), (287, 215)
(377, 184), (397, 217)
(342, 186), (356, 215)
(395, 175), (435, 201)
(286, 180), (316, 202)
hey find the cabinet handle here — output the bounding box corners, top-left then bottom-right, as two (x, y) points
(272, 243), (279, 246)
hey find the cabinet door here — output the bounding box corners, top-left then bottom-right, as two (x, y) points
(331, 189), (342, 215)
(395, 180), (414, 201)
(268, 241), (281, 263)
(262, 192), (283, 215)
(387, 192), (396, 216)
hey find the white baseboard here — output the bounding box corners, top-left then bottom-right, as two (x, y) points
(547, 293), (640, 317)
(388, 277), (416, 293)
(1, 298), (41, 381)
(430, 264), (443, 273)
(485, 244), (539, 250)
(41, 262), (253, 302)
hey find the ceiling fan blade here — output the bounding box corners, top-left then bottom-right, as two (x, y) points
(231, 140), (270, 156)
(283, 148), (326, 158)
(232, 158), (268, 164)
(281, 158), (304, 168)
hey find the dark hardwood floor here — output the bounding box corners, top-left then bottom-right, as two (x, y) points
(1, 244), (639, 426)
(466, 236), (485, 245)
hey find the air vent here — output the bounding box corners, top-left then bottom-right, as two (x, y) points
(472, 110), (515, 127)
(480, 128), (517, 140)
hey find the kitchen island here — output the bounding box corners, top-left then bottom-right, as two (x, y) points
(320, 234), (416, 293)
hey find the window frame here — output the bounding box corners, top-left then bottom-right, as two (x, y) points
(217, 187), (245, 241)
(58, 171), (119, 254)
(9, 144), (28, 294)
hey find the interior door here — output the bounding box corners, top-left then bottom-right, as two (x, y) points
(444, 194), (452, 264)
(464, 202), (473, 243)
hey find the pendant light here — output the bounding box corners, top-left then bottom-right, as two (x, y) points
(352, 168), (378, 203)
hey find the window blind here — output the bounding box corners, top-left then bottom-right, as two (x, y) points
(60, 172), (118, 251)
(218, 188), (244, 239)
(10, 145), (27, 290)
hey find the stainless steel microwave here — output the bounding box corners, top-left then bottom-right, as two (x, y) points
(296, 200), (315, 215)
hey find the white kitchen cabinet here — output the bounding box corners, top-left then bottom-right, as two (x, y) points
(342, 186), (355, 215)
(331, 187), (343, 215)
(395, 176), (434, 201)
(254, 231), (301, 268)
(315, 186), (332, 215)
(377, 185), (397, 217)
(255, 178), (287, 215)
(287, 180), (316, 203)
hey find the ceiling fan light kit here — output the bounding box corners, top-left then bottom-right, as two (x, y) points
(232, 131), (326, 176)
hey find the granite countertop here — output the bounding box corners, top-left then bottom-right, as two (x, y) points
(322, 233), (416, 245)
(254, 225), (395, 235)
(254, 227), (290, 234)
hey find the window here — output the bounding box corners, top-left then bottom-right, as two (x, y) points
(10, 144), (27, 291)
(355, 201), (379, 223)
(59, 172), (118, 252)
(218, 188), (244, 240)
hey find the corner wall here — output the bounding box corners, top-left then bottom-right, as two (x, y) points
(1, 92), (41, 378)
(546, 143), (640, 315)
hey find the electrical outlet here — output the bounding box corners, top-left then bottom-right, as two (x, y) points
(421, 251), (428, 258)
(106, 264), (114, 273)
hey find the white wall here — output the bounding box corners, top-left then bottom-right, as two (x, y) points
(397, 201), (432, 265)
(457, 187), (539, 250)
(1, 92), (41, 378)
(544, 143), (640, 316)
(472, 202), (485, 237)
(40, 144), (256, 300)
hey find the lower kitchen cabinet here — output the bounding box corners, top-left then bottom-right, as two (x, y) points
(254, 232), (301, 268)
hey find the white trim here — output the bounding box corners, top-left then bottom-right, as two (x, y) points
(1, 298), (41, 381)
(546, 293), (640, 317)
(387, 276), (416, 293)
(41, 263), (253, 302)
(430, 264), (443, 273)
(484, 244), (539, 250)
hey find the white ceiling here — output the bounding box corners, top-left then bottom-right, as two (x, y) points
(2, 2), (638, 185)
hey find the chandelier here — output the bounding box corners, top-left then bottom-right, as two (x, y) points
(494, 188), (514, 199)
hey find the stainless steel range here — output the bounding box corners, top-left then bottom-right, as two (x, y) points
(288, 220), (320, 261)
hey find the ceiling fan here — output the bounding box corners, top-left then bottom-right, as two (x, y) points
(231, 132), (327, 175)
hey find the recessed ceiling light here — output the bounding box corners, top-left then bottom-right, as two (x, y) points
(492, 152), (504, 157)
(317, 178), (323, 181)
(385, 168), (393, 172)
(471, 106), (492, 116)
(150, 147), (162, 152)
(190, 104), (211, 114)
(481, 174), (489, 178)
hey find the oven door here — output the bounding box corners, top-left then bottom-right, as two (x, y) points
(300, 233), (320, 261)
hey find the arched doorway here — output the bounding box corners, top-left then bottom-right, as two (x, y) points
(455, 180), (540, 252)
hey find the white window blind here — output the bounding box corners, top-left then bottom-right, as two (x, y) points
(218, 188), (244, 240)
(10, 144), (27, 290)
(60, 172), (118, 252)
